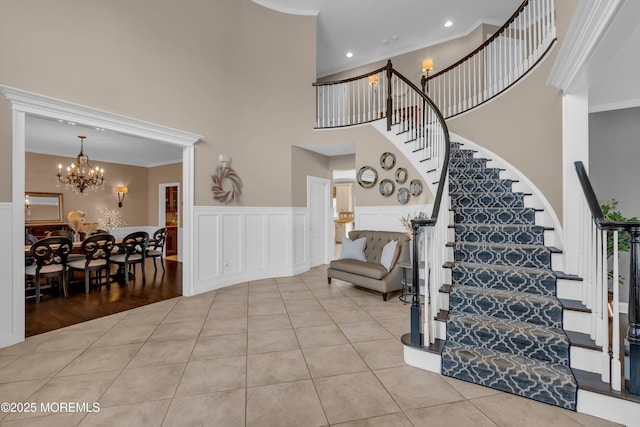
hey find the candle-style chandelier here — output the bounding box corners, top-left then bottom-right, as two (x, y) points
(56, 135), (105, 193)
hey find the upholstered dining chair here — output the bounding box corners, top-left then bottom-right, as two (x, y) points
(25, 237), (73, 303)
(146, 227), (167, 272)
(67, 234), (116, 294)
(111, 231), (149, 285)
(47, 229), (85, 262)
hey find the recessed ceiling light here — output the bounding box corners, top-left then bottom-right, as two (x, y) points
(444, 20), (453, 28)
(346, 52), (353, 58)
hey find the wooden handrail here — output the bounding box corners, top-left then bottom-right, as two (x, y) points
(312, 64), (388, 87)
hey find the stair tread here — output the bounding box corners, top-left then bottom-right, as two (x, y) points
(444, 261), (556, 276)
(449, 241), (553, 251)
(565, 331), (601, 351)
(452, 284), (560, 304)
(559, 298), (590, 313)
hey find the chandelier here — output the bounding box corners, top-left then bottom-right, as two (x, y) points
(56, 135), (105, 193)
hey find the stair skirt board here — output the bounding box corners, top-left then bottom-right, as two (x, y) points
(440, 143), (579, 411)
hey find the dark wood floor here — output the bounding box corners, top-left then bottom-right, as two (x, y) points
(26, 259), (182, 337)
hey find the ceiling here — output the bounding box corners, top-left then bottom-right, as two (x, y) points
(26, 115), (183, 168)
(254, 0), (521, 77)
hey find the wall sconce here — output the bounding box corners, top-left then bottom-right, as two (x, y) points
(368, 74), (379, 86)
(115, 186), (128, 208)
(421, 59), (434, 93)
(219, 154), (232, 168)
(25, 196), (30, 216)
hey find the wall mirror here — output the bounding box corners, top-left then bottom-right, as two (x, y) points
(380, 152), (396, 170)
(357, 166), (378, 188)
(395, 167), (408, 184)
(25, 192), (64, 224)
(397, 187), (411, 204)
(410, 179), (423, 196)
(379, 179), (395, 197)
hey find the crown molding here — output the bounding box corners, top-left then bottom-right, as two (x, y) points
(547, 0), (624, 93)
(589, 98), (640, 114)
(0, 85), (203, 147)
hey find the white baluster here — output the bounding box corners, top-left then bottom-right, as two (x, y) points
(612, 231), (622, 390)
(602, 229), (610, 382)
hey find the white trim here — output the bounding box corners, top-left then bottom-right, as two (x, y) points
(1, 86), (201, 347)
(589, 98), (640, 114)
(251, 0), (319, 16)
(307, 176), (332, 267)
(576, 389), (640, 427)
(547, 0), (624, 93)
(355, 205), (432, 233)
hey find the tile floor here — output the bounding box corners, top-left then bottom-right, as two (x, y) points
(0, 265), (622, 426)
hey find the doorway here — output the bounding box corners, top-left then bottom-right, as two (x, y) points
(307, 176), (331, 268)
(159, 183), (181, 261)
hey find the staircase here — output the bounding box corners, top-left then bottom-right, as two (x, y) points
(441, 143), (578, 410)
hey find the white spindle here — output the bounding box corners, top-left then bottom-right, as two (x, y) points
(612, 230), (622, 390)
(601, 229), (610, 382)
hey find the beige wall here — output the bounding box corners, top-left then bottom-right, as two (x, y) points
(329, 154), (355, 172)
(0, 0), (317, 208)
(147, 162), (182, 226)
(25, 152), (149, 227)
(291, 147), (331, 207)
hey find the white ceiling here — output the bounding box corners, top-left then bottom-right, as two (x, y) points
(254, 0), (521, 77)
(26, 115), (183, 168)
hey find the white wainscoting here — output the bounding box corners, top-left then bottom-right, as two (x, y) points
(193, 206), (310, 295)
(355, 205), (432, 233)
(0, 203), (19, 348)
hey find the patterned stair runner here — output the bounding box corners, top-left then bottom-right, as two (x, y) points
(441, 144), (578, 410)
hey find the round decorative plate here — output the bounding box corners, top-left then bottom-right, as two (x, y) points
(379, 179), (395, 197)
(397, 187), (410, 204)
(380, 152), (396, 170)
(409, 179), (423, 196)
(395, 167), (408, 184)
(357, 166), (378, 188)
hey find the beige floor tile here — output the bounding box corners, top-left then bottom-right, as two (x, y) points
(248, 291), (282, 303)
(288, 310), (334, 328)
(175, 356), (246, 397)
(442, 375), (504, 400)
(163, 389), (245, 427)
(247, 328), (299, 354)
(116, 309), (170, 327)
(247, 313), (291, 332)
(190, 334), (246, 361)
(212, 291), (249, 304)
(311, 287), (346, 299)
(161, 306), (209, 324)
(208, 302), (248, 318)
(302, 344), (369, 378)
(352, 339), (406, 370)
(376, 316), (410, 339)
(326, 306), (374, 324)
(0, 333), (58, 357)
(79, 399), (170, 427)
(280, 289), (315, 301)
(318, 297), (357, 310)
(276, 277), (307, 286)
(374, 366), (465, 410)
(56, 344), (141, 376)
(200, 315), (247, 337)
(0, 349), (83, 383)
(247, 349), (310, 387)
(0, 413), (85, 426)
(248, 300), (287, 316)
(3, 371), (118, 421)
(283, 298), (324, 314)
(127, 338), (197, 368)
(34, 330), (101, 353)
(100, 363), (185, 407)
(0, 355), (18, 369)
(248, 278), (278, 287)
(64, 313), (128, 333)
(246, 380), (326, 427)
(0, 379), (47, 405)
(563, 409), (625, 427)
(129, 298), (179, 314)
(405, 400), (498, 427)
(295, 324), (349, 349)
(91, 323), (158, 347)
(337, 321), (394, 343)
(147, 321), (203, 342)
(470, 394), (583, 427)
(359, 303), (407, 320)
(314, 371), (400, 425)
(332, 412), (413, 427)
(174, 292), (216, 307)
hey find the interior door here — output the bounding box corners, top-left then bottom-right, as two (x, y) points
(308, 177), (329, 268)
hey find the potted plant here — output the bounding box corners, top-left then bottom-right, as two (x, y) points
(602, 199), (638, 287)
(400, 211), (428, 261)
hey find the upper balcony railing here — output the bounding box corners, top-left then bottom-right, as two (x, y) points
(426, 0), (556, 119)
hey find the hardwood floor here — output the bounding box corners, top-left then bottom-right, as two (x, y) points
(25, 259), (182, 337)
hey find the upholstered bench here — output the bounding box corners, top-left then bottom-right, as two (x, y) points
(327, 230), (410, 301)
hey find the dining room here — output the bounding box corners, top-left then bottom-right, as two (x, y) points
(23, 115), (185, 337)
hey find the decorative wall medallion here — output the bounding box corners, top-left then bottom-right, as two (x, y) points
(397, 187), (411, 204)
(379, 179), (395, 197)
(395, 167), (408, 184)
(357, 166), (378, 188)
(212, 165), (242, 204)
(380, 152), (396, 170)
(410, 179), (423, 196)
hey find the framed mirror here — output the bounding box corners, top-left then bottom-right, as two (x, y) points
(357, 166), (378, 188)
(410, 179), (423, 196)
(380, 152), (396, 170)
(25, 192), (64, 224)
(395, 167), (408, 184)
(379, 179), (395, 197)
(397, 187), (411, 204)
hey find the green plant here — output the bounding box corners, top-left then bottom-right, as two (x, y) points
(601, 199), (638, 285)
(400, 211), (428, 240)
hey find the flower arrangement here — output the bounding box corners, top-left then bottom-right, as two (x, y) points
(98, 206), (126, 235)
(400, 211), (429, 240)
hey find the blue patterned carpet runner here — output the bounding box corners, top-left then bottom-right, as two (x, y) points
(441, 143), (578, 410)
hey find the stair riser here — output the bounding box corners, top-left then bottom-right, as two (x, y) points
(571, 346), (604, 375)
(563, 310), (591, 334)
(556, 278), (584, 300)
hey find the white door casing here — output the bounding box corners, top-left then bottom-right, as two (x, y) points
(307, 176), (331, 267)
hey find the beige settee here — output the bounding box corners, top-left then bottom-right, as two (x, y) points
(327, 230), (410, 301)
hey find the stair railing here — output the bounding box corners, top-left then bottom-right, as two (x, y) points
(575, 161), (640, 395)
(313, 61), (451, 348)
(426, 0), (557, 119)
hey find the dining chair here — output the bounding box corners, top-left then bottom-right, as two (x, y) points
(111, 231), (149, 285)
(146, 227), (167, 272)
(25, 237), (73, 303)
(67, 234), (116, 294)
